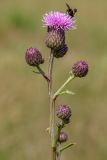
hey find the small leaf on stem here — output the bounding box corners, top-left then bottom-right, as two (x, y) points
(58, 90), (75, 96)
(32, 70), (41, 74)
(60, 142), (76, 152)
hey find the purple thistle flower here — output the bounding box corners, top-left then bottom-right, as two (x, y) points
(25, 47), (44, 66)
(43, 11), (76, 31)
(72, 60), (88, 78)
(57, 104), (72, 121)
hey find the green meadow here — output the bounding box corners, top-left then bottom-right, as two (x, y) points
(0, 0), (107, 159)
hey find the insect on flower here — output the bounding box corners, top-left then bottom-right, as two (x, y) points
(66, 3), (77, 18)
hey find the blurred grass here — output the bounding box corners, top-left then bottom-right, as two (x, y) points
(0, 0), (107, 159)
(8, 9), (36, 31)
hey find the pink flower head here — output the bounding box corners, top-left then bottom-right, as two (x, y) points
(43, 11), (76, 31)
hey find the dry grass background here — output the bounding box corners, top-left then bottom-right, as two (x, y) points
(0, 0), (107, 159)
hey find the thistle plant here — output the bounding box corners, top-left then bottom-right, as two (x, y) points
(25, 5), (88, 160)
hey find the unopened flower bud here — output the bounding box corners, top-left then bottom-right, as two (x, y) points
(58, 132), (68, 143)
(54, 44), (68, 58)
(57, 104), (72, 121)
(72, 60), (88, 78)
(63, 118), (70, 124)
(45, 28), (65, 50)
(25, 47), (44, 66)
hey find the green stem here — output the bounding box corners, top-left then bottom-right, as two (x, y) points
(53, 74), (75, 99)
(36, 65), (50, 82)
(48, 50), (56, 160)
(51, 99), (56, 147)
(56, 143), (61, 160)
(48, 51), (54, 96)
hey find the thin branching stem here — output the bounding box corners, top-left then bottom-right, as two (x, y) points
(36, 65), (50, 82)
(48, 50), (57, 160)
(53, 74), (75, 99)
